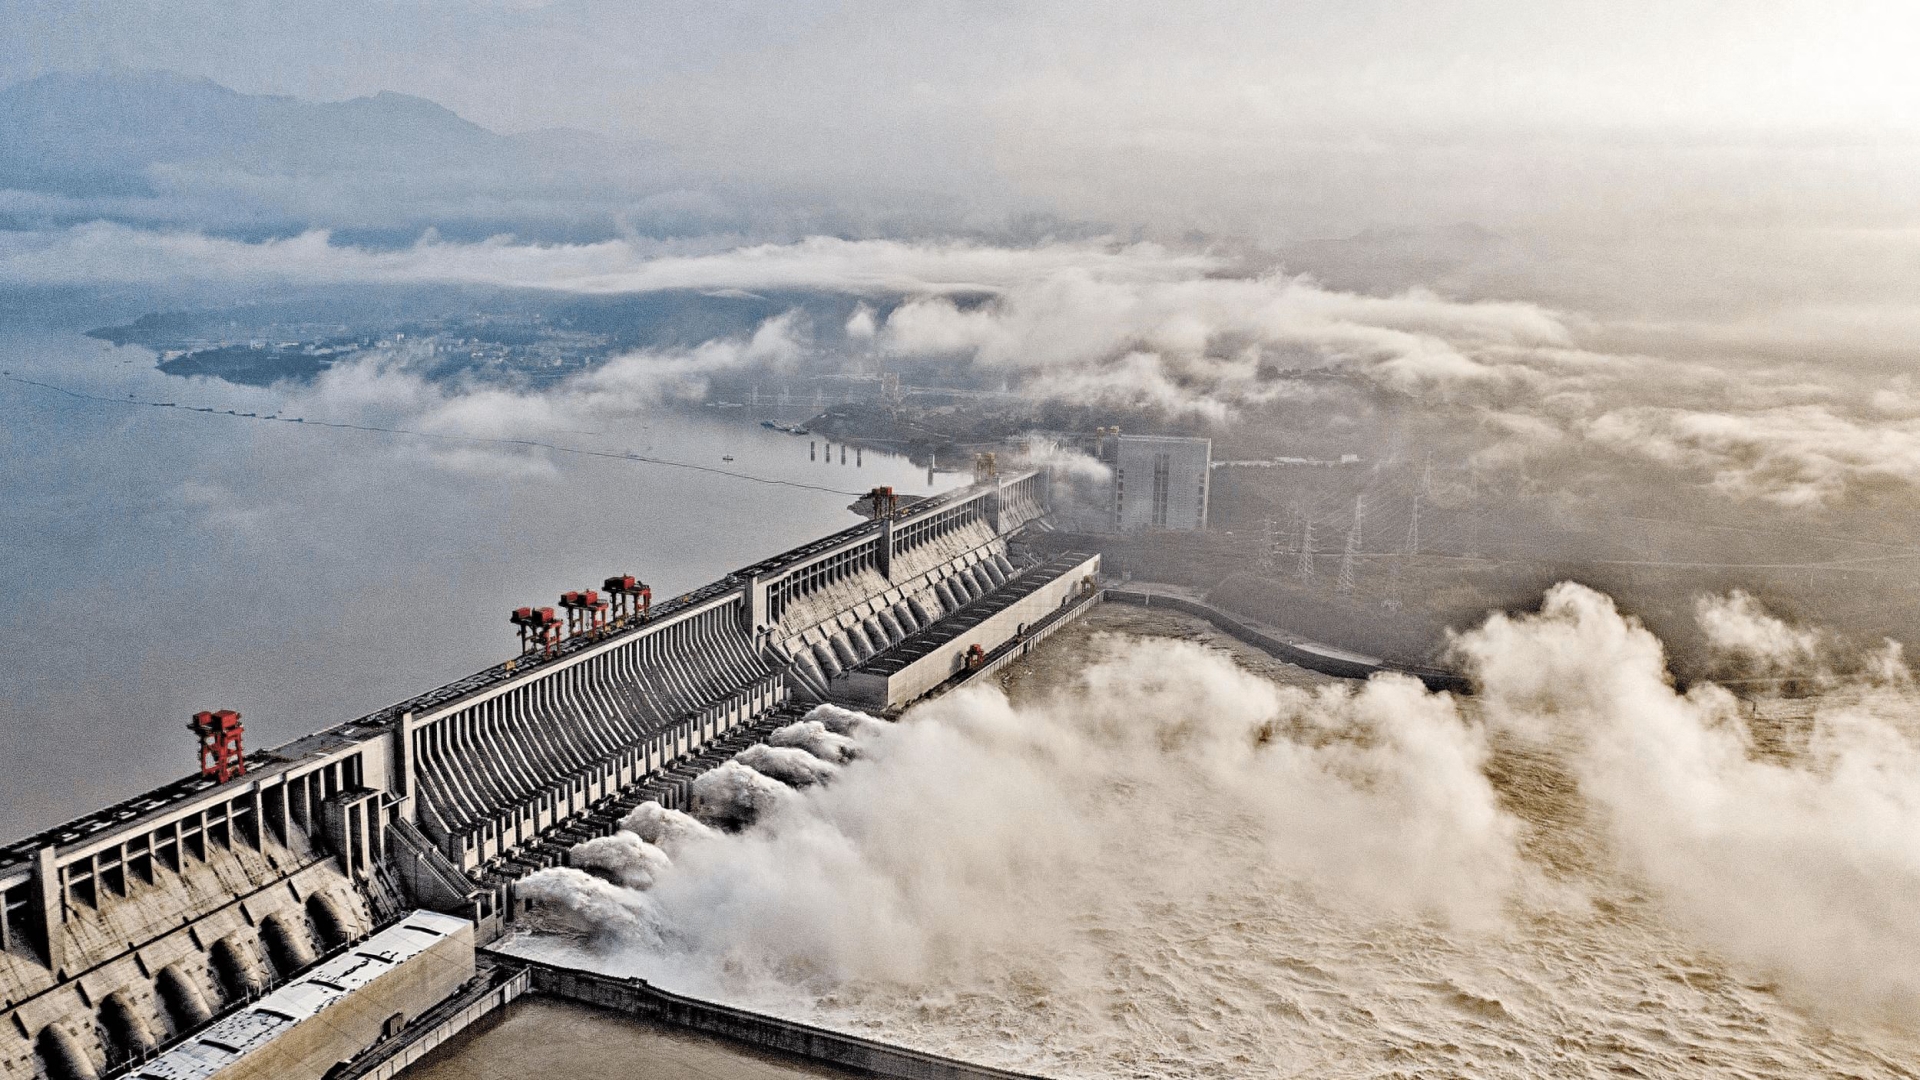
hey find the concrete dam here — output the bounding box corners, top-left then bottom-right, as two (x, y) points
(0, 468), (1102, 1080)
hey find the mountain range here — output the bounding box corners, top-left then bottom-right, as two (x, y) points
(0, 67), (670, 237)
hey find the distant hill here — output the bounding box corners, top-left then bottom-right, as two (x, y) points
(0, 68), (664, 237)
(0, 68), (527, 194)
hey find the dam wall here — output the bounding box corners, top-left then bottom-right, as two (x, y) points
(831, 553), (1101, 711)
(1, 737), (388, 1080)
(1104, 588), (1470, 691)
(0, 469), (1056, 1080)
(497, 954), (1052, 1080)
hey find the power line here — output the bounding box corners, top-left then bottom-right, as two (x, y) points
(1, 372), (871, 498)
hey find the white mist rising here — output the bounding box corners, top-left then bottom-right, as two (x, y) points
(520, 634), (1525, 1011)
(510, 593), (1920, 1075)
(617, 801), (713, 855)
(566, 831), (673, 890)
(687, 760), (791, 829)
(766, 719), (861, 764)
(1460, 583), (1920, 1020)
(733, 743), (839, 787)
(512, 868), (668, 947)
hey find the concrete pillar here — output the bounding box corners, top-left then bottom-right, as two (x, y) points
(742, 574), (767, 632)
(396, 710), (417, 804)
(269, 780), (291, 845)
(100, 990), (158, 1058)
(32, 844), (63, 975)
(878, 517), (894, 578)
(260, 913), (316, 977)
(245, 787), (265, 850)
(986, 481), (1003, 535)
(212, 935), (268, 998)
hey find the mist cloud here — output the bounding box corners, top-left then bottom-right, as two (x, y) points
(499, 588), (1920, 1068)
(1460, 583), (1920, 1018)
(505, 594), (1920, 1070)
(12, 223), (1920, 506)
(1695, 590), (1824, 675)
(549, 635), (1523, 999)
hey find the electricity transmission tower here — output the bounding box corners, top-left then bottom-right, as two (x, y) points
(1337, 495), (1364, 594)
(1297, 516), (1315, 579)
(1385, 492), (1420, 611)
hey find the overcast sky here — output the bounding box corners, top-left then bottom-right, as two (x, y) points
(5, 1), (1919, 245)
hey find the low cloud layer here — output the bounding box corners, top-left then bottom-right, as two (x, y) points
(0, 224), (1211, 294)
(13, 224), (1920, 508)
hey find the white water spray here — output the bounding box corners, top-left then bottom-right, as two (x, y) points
(568, 831), (673, 890)
(768, 719), (861, 763)
(503, 593), (1920, 1077)
(689, 759), (792, 827)
(735, 743), (840, 787)
(617, 801), (714, 854)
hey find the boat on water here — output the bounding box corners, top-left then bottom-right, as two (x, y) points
(721, 455), (735, 462)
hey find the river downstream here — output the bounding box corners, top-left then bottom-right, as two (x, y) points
(502, 602), (1920, 1078)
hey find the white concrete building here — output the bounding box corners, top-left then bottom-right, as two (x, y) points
(1104, 434), (1211, 531)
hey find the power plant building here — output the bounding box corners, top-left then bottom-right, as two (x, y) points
(1103, 434), (1211, 532)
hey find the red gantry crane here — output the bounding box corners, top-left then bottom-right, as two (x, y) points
(510, 605), (565, 656)
(188, 709), (247, 783)
(602, 575), (652, 625)
(558, 589), (610, 638)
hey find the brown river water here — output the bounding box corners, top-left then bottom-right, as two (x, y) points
(501, 597), (1920, 1079)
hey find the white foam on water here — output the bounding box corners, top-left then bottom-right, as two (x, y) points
(618, 801), (715, 855)
(569, 831), (673, 890)
(515, 586), (1920, 1077)
(769, 719), (862, 763)
(514, 867), (668, 948)
(802, 702), (888, 737)
(736, 742), (841, 787)
(689, 759), (793, 828)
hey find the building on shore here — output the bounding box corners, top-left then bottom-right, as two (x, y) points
(1098, 433), (1212, 532)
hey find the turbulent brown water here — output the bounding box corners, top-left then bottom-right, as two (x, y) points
(505, 594), (1920, 1079)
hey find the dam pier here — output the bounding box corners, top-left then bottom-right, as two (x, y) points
(0, 468), (1099, 1080)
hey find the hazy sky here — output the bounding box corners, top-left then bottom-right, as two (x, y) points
(5, 3), (1920, 529)
(6, 1), (1919, 242)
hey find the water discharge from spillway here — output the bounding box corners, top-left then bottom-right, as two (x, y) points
(511, 584), (1920, 1078)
